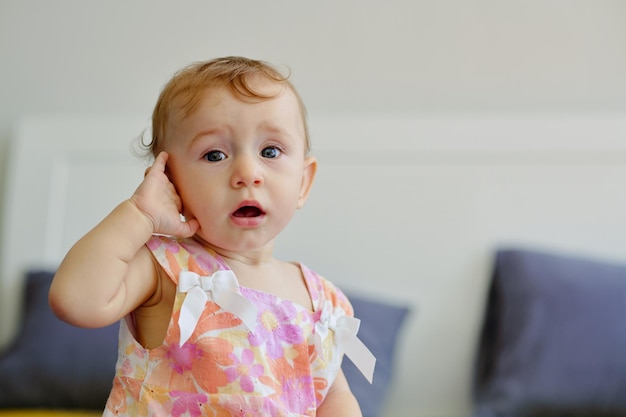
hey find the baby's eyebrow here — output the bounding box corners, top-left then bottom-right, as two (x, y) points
(190, 126), (229, 144)
(257, 122), (303, 144)
(258, 123), (288, 135)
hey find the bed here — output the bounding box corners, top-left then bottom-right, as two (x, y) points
(1, 114), (626, 417)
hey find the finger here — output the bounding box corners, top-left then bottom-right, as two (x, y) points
(152, 151), (168, 172)
(177, 218), (200, 238)
(172, 191), (184, 212)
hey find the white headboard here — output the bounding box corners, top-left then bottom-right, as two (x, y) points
(0, 116), (149, 344)
(2, 113), (626, 417)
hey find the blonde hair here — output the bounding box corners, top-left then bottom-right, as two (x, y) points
(145, 56), (310, 157)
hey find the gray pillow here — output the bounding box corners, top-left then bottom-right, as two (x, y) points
(342, 292), (410, 417)
(474, 248), (626, 417)
(0, 270), (118, 409)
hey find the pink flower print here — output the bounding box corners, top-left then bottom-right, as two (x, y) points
(149, 336), (233, 394)
(181, 241), (226, 272)
(281, 375), (315, 414)
(167, 341), (204, 374)
(146, 237), (162, 251)
(120, 358), (133, 376)
(147, 236), (181, 253)
(248, 297), (303, 359)
(170, 391), (208, 417)
(258, 397), (281, 416)
(225, 349), (265, 392)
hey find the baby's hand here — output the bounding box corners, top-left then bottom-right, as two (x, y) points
(129, 152), (199, 237)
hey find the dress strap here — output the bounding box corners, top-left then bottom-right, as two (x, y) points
(177, 270), (258, 345)
(146, 235), (184, 284)
(146, 236), (258, 346)
(302, 266), (376, 383)
(146, 235), (228, 284)
(315, 300), (376, 383)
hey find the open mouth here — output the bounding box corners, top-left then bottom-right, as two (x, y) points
(232, 206), (264, 218)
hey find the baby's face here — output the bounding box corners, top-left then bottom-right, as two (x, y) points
(163, 81), (316, 255)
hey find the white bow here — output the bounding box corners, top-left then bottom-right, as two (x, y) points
(315, 301), (376, 383)
(178, 270), (258, 346)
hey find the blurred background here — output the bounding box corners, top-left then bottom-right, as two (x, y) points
(1, 2), (626, 416)
(2, 1), (626, 171)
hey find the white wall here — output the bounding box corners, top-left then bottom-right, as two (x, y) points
(2, 0), (626, 235)
(1, 1), (626, 130)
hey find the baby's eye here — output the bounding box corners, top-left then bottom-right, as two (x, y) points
(260, 146), (281, 159)
(203, 150), (226, 162)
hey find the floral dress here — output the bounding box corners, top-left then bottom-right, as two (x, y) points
(103, 236), (374, 417)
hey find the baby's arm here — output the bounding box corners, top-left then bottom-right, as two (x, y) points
(317, 370), (362, 417)
(49, 152), (199, 328)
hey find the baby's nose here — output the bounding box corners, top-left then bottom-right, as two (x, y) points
(231, 155), (263, 187)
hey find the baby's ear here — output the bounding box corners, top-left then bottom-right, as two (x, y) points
(297, 156), (317, 209)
